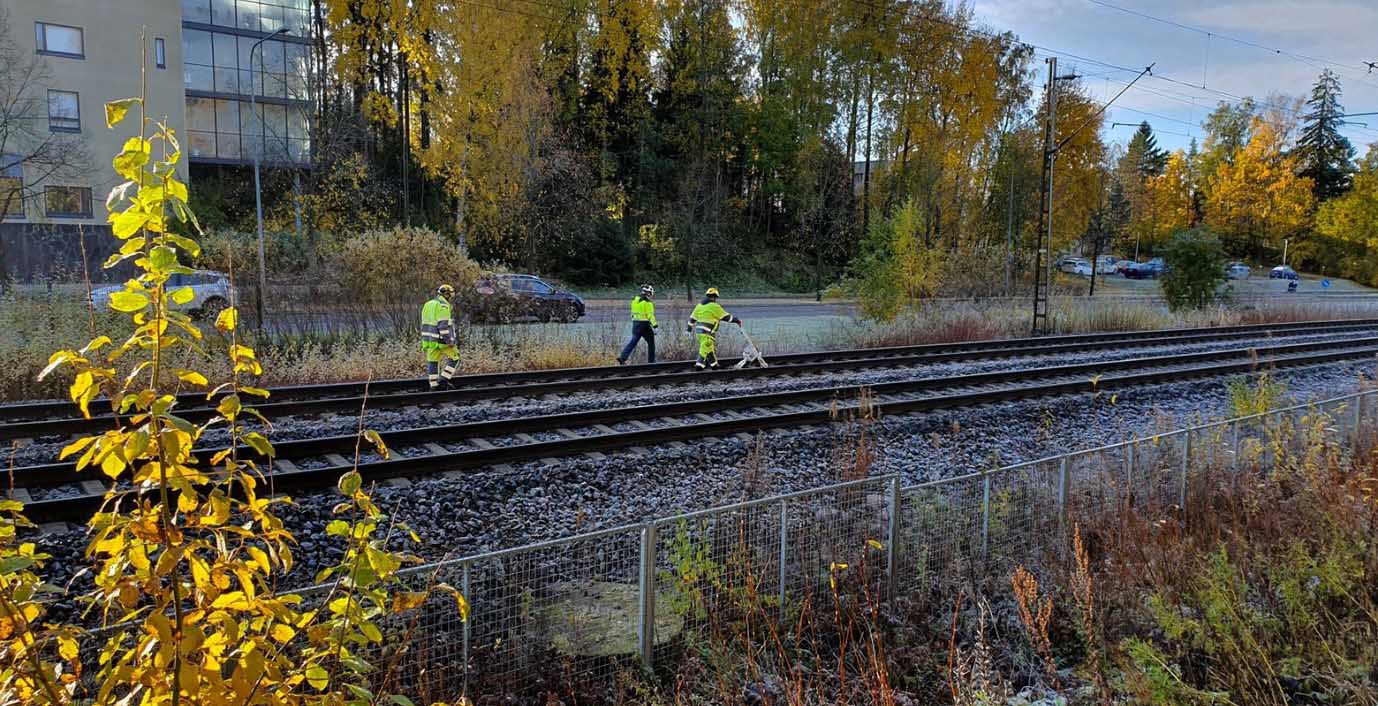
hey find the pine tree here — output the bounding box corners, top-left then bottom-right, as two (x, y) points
(1297, 69), (1356, 201)
(1127, 121), (1168, 177)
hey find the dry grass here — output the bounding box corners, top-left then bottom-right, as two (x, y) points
(7, 290), (1378, 401)
(542, 399), (1378, 705)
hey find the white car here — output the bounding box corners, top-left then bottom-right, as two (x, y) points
(1059, 257), (1090, 274)
(1070, 260), (1095, 276)
(91, 270), (237, 319)
(1226, 262), (1251, 280)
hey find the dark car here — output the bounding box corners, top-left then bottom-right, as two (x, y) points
(1122, 259), (1166, 280)
(1269, 265), (1299, 280)
(467, 274), (585, 323)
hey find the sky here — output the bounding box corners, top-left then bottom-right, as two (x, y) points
(969, 0), (1378, 155)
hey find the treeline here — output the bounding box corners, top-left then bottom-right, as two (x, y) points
(200, 1), (1374, 293)
(1104, 69), (1375, 285)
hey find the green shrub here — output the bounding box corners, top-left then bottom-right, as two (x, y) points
(326, 226), (482, 328)
(1160, 229), (1228, 310)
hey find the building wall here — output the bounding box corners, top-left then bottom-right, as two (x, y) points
(2, 0), (187, 229)
(181, 0), (313, 166)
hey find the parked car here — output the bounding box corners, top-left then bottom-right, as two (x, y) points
(1113, 259), (1136, 275)
(1122, 259), (1167, 280)
(1122, 262), (1151, 279)
(1070, 260), (1095, 276)
(1269, 265), (1300, 280)
(1059, 257), (1091, 274)
(90, 270), (235, 320)
(1095, 255), (1117, 274)
(467, 273), (586, 323)
(1226, 262), (1251, 280)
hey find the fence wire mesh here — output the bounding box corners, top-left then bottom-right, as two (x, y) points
(62, 390), (1378, 702)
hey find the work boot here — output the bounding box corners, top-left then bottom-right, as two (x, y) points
(694, 363), (706, 371)
(616, 358), (626, 366)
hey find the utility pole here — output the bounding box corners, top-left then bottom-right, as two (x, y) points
(251, 27), (290, 332)
(1031, 57), (1058, 336)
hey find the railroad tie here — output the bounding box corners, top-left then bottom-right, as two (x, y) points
(592, 424), (618, 435)
(628, 420), (653, 430)
(39, 522), (72, 535)
(383, 477), (412, 488)
(424, 443), (450, 455)
(275, 459), (300, 472)
(555, 428), (581, 440)
(81, 480), (107, 496)
(515, 433), (538, 444)
(324, 453), (352, 467)
(469, 437), (497, 450)
(8, 488), (32, 504)
(13, 437), (32, 448)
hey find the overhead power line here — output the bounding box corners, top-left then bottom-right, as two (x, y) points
(1083, 0), (1378, 91)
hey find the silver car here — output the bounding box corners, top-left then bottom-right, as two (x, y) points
(91, 270), (237, 319)
(1226, 262), (1251, 280)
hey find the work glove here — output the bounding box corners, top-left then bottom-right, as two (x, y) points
(652, 324), (659, 330)
(735, 319), (744, 327)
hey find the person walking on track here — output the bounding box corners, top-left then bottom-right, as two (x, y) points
(617, 284), (658, 365)
(421, 284), (460, 390)
(687, 287), (741, 370)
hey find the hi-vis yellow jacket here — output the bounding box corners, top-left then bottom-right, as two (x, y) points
(688, 299), (736, 336)
(630, 296), (657, 327)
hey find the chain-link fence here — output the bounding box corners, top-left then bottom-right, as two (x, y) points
(283, 388), (1378, 700)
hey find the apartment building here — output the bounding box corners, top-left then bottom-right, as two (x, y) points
(1, 0), (311, 279)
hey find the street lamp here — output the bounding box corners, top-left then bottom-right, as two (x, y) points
(250, 27), (290, 331)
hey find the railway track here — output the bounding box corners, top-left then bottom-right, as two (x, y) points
(4, 318), (1377, 442)
(14, 334), (1378, 523)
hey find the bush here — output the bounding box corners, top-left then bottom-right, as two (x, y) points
(326, 226), (482, 330)
(1160, 228), (1228, 311)
(846, 198), (946, 321)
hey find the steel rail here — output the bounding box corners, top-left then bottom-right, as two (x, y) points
(17, 339), (1378, 522)
(4, 319), (1376, 439)
(3, 318), (1376, 423)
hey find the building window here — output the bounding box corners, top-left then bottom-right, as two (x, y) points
(35, 22), (84, 58)
(47, 90), (80, 132)
(155, 38), (167, 68)
(45, 186), (92, 218)
(182, 0), (212, 23)
(0, 155), (23, 219)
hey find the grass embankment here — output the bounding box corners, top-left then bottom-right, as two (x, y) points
(5, 288), (1378, 401)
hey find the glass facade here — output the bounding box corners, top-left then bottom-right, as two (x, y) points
(182, 0), (311, 164)
(181, 0), (311, 35)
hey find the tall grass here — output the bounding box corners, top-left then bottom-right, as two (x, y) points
(7, 290), (1378, 401)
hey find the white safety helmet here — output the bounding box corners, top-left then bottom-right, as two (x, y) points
(640, 284), (654, 297)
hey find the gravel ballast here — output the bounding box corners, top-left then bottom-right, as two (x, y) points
(30, 357), (1375, 604)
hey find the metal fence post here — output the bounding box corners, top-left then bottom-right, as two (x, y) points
(1231, 420), (1241, 473)
(462, 561), (471, 690)
(777, 499), (788, 619)
(1179, 428), (1192, 515)
(980, 472), (991, 562)
(1124, 442), (1135, 504)
(637, 523), (657, 671)
(1358, 393), (1368, 452)
(1056, 456), (1069, 559)
(886, 475), (900, 602)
